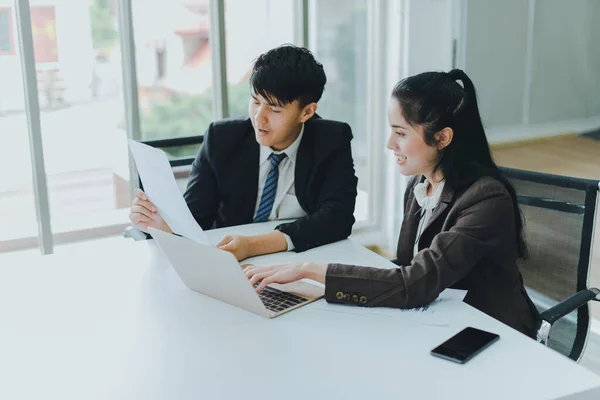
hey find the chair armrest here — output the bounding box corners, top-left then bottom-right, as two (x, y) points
(539, 288), (600, 325)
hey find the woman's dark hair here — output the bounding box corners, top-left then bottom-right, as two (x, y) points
(250, 44), (326, 108)
(392, 69), (527, 259)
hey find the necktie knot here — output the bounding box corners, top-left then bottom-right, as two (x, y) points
(270, 152), (287, 168)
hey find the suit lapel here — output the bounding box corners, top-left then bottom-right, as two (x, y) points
(239, 124), (260, 222)
(421, 182), (455, 234)
(396, 177), (456, 261)
(294, 122), (314, 212)
(396, 176), (422, 263)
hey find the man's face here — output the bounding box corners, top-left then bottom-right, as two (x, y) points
(248, 92), (312, 151)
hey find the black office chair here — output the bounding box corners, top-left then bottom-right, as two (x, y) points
(500, 167), (600, 361)
(123, 135), (203, 241)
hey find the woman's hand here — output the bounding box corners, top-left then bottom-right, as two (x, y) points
(243, 262), (327, 293)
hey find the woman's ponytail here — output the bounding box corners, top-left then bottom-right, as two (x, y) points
(447, 68), (477, 116)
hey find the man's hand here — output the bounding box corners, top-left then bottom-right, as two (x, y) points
(129, 188), (172, 234)
(217, 235), (253, 261)
(217, 231), (289, 261)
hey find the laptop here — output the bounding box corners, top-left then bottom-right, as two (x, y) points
(149, 227), (324, 318)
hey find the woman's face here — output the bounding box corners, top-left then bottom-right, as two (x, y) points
(386, 97), (440, 177)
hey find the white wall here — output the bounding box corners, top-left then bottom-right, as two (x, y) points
(462, 0), (600, 144)
(405, 0), (454, 75)
(529, 0), (600, 124)
(463, 0), (529, 127)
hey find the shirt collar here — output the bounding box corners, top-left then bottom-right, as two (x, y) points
(414, 178), (445, 211)
(259, 124), (304, 166)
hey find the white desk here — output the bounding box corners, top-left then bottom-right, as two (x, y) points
(1, 222), (599, 400)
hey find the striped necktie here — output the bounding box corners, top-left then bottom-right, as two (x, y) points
(254, 152), (287, 222)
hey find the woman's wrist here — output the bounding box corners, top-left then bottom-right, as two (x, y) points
(302, 262), (327, 284)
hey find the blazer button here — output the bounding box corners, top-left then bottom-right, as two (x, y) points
(335, 291), (344, 300)
(359, 296), (368, 304)
(344, 293), (351, 301)
(351, 295), (359, 303)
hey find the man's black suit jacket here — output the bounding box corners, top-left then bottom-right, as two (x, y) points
(183, 115), (358, 252)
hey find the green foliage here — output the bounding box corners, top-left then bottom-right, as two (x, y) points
(141, 93), (213, 141)
(228, 79), (251, 119)
(139, 80), (251, 158)
(89, 0), (118, 50)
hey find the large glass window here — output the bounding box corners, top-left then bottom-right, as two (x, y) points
(27, 0), (130, 244)
(310, 0), (369, 223)
(132, 0), (213, 156)
(224, 0), (295, 118)
(0, 6), (40, 251)
(2, 0), (383, 254)
(0, 7), (15, 54)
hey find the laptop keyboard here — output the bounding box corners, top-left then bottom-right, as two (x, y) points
(257, 286), (309, 313)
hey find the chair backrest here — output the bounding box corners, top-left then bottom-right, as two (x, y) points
(500, 167), (599, 361)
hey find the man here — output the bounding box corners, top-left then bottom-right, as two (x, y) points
(129, 45), (358, 261)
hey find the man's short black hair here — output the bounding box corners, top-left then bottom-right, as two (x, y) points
(250, 44), (326, 108)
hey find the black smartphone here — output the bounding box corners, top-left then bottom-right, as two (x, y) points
(431, 327), (500, 364)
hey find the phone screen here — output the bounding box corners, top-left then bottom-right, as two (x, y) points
(431, 327), (500, 364)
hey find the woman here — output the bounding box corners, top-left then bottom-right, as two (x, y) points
(244, 69), (539, 338)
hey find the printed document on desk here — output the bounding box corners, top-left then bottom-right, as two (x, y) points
(128, 139), (208, 244)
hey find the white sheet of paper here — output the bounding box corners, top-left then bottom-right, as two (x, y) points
(438, 288), (468, 302)
(128, 139), (209, 244)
